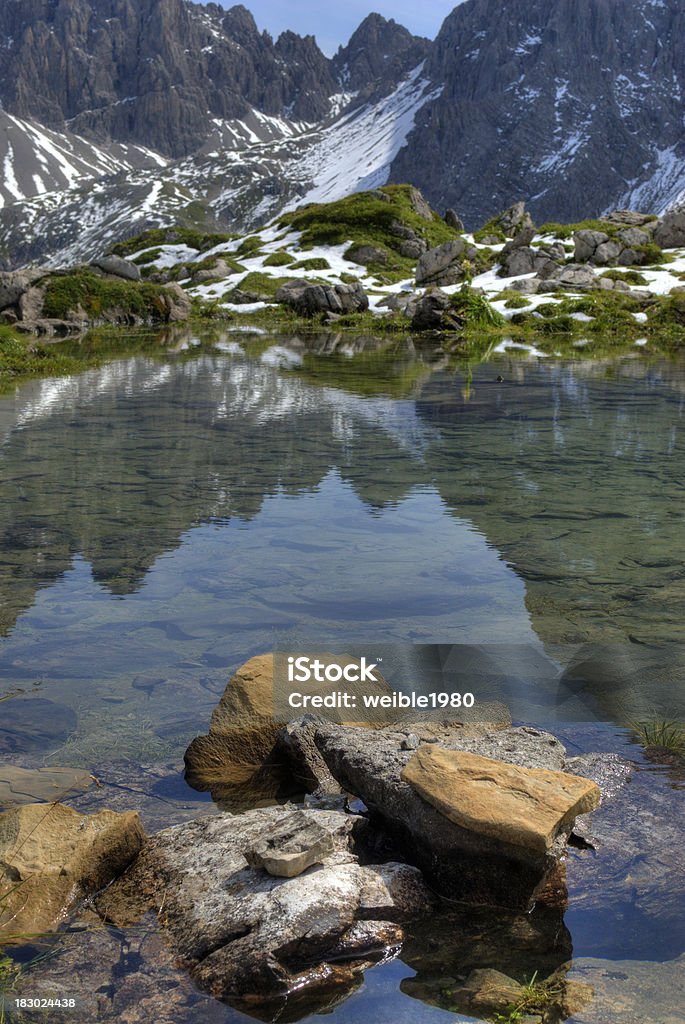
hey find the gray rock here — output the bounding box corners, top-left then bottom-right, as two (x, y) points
(345, 244), (388, 267)
(509, 226), (536, 249)
(654, 210), (685, 248)
(511, 277), (541, 294)
(574, 229), (609, 262)
(410, 288), (452, 330)
(313, 723), (572, 908)
(276, 715), (342, 795)
(501, 247), (536, 277)
(400, 733), (420, 751)
(97, 805), (435, 1014)
(593, 239), (623, 264)
(568, 952), (685, 1024)
(276, 280), (368, 316)
(542, 263), (598, 291)
(408, 186), (434, 221)
(388, 218), (418, 240)
(18, 286), (45, 321)
(445, 208), (465, 232)
(0, 268), (46, 311)
(90, 255), (142, 282)
(415, 239), (466, 284)
(378, 290), (420, 315)
(498, 201), (534, 238)
(158, 283), (192, 322)
(398, 238), (428, 259)
(617, 227), (650, 248)
(245, 810), (336, 877)
(604, 210), (657, 228)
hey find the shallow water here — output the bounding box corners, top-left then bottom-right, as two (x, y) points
(0, 329), (684, 1022)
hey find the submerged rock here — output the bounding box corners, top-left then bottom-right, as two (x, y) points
(569, 952), (685, 1024)
(0, 802), (144, 939)
(0, 765), (93, 808)
(97, 805), (434, 1017)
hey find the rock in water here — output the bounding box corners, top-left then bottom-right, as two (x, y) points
(313, 723), (588, 908)
(0, 766), (93, 808)
(400, 746), (600, 853)
(97, 805), (434, 1016)
(185, 653), (394, 809)
(0, 803), (144, 939)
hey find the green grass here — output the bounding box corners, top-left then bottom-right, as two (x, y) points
(278, 185), (458, 283)
(473, 216), (507, 244)
(290, 257), (331, 271)
(111, 226), (235, 258)
(632, 718), (685, 753)
(538, 218), (620, 240)
(450, 287), (506, 328)
(601, 269), (649, 286)
(263, 251), (295, 267)
(236, 235), (264, 256)
(42, 270), (168, 322)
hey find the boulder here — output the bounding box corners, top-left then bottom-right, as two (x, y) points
(156, 283), (192, 322)
(0, 268), (47, 311)
(276, 280), (368, 316)
(511, 277), (541, 294)
(276, 714), (342, 795)
(594, 239), (623, 264)
(378, 291), (421, 315)
(345, 244), (388, 267)
(444, 208), (465, 232)
(604, 210), (657, 228)
(617, 226), (651, 248)
(500, 247), (536, 277)
(184, 653), (393, 809)
(90, 254), (142, 282)
(410, 288), (454, 330)
(653, 210), (685, 248)
(313, 723), (582, 908)
(408, 186), (434, 221)
(18, 285), (45, 321)
(96, 806), (434, 1016)
(400, 745), (599, 854)
(398, 238), (428, 259)
(415, 239), (466, 285)
(0, 802), (144, 939)
(574, 229), (609, 262)
(497, 201), (535, 238)
(539, 263), (599, 291)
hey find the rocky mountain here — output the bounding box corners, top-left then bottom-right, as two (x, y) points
(2, 0), (685, 267)
(391, 0), (685, 225)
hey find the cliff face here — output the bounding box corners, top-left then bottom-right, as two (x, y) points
(390, 0), (685, 224)
(0, 0), (341, 156)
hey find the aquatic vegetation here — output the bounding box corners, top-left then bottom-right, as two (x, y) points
(632, 718), (685, 754)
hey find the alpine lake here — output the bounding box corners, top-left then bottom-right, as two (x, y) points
(0, 325), (684, 1024)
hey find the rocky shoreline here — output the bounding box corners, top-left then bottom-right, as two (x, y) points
(3, 188), (685, 346)
(4, 653), (679, 1024)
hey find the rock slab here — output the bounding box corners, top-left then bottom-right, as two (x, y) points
(0, 802), (144, 938)
(401, 746), (600, 853)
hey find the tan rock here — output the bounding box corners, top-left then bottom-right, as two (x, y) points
(0, 802), (144, 939)
(454, 967), (523, 1015)
(0, 766), (93, 807)
(184, 653), (395, 808)
(401, 746), (600, 853)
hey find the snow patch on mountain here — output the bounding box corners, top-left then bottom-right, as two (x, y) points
(283, 64), (442, 209)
